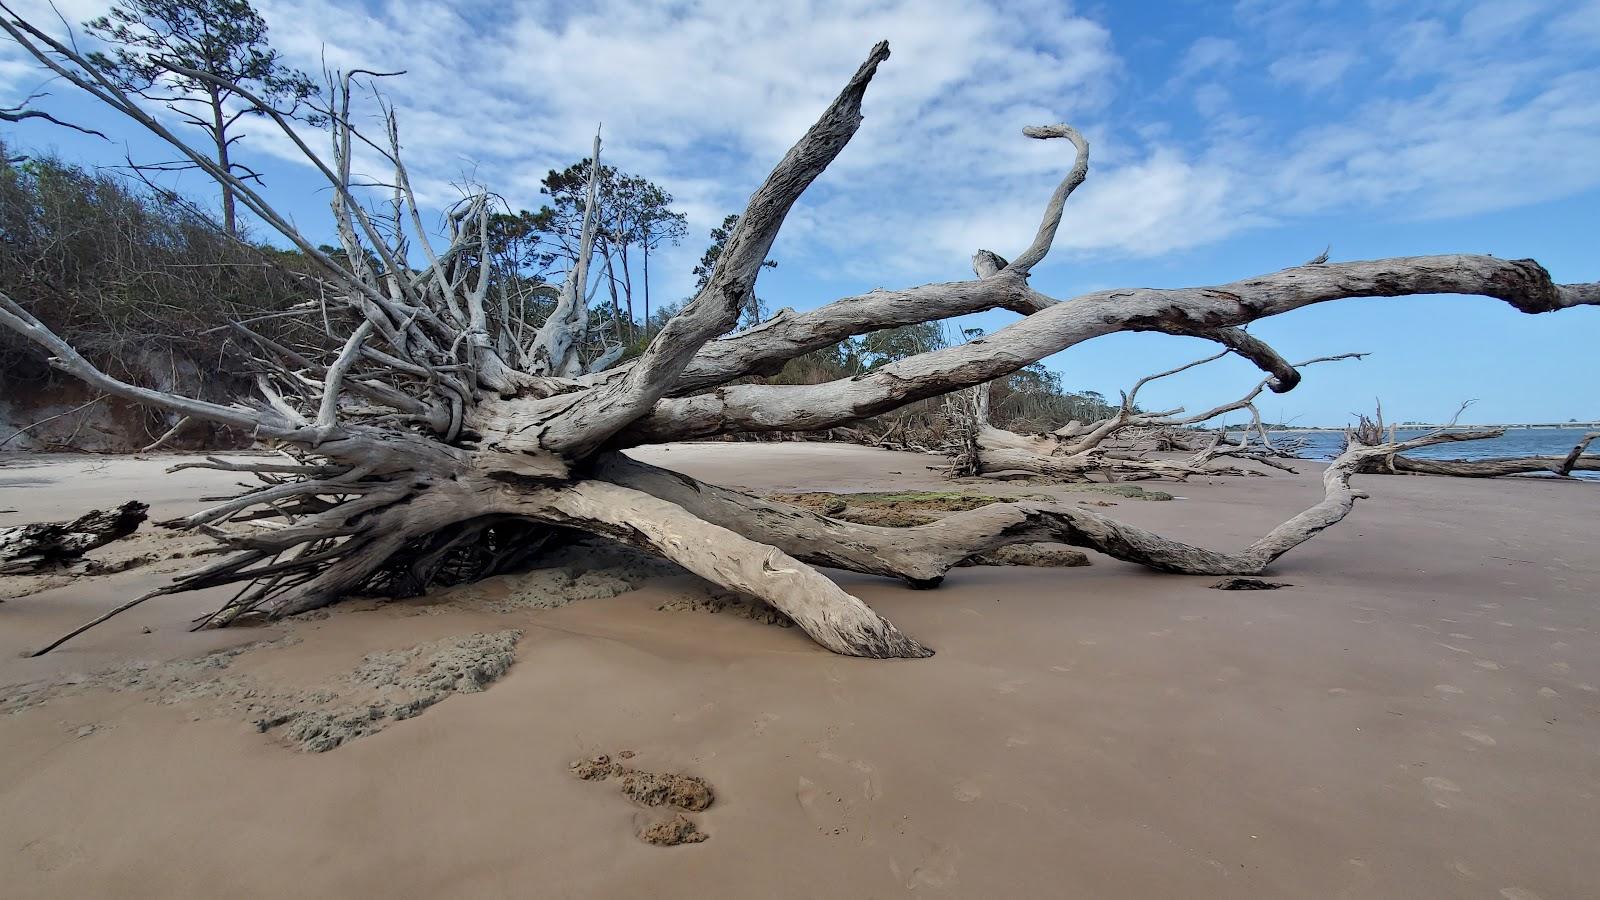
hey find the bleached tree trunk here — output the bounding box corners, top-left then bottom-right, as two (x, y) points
(3, 16), (1597, 658)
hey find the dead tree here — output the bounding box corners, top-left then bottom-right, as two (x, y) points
(1360, 430), (1598, 478)
(0, 501), (147, 575)
(4, 19), (1599, 658)
(948, 351), (1366, 481)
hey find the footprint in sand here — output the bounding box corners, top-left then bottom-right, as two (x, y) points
(1474, 660), (1502, 670)
(1460, 729), (1497, 746)
(952, 780), (982, 802)
(1500, 889), (1545, 900)
(1422, 776), (1463, 809)
(891, 838), (959, 890)
(1434, 684), (1465, 695)
(1537, 687), (1561, 699)
(796, 775), (848, 836)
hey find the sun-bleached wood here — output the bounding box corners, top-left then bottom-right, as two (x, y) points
(3, 17), (1597, 658)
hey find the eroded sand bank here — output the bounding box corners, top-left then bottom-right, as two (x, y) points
(1, 443), (1596, 898)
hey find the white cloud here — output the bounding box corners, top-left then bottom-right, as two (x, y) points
(4, 0), (1598, 300)
(1176, 36), (1241, 79)
(1268, 48), (1360, 91)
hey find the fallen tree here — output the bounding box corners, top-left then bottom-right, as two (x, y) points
(4, 17), (1598, 658)
(946, 351), (1366, 481)
(1356, 428), (1598, 478)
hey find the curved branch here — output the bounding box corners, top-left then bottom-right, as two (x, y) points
(1006, 124), (1089, 274)
(0, 104), (107, 139)
(618, 256), (1595, 445)
(1186, 326), (1302, 391)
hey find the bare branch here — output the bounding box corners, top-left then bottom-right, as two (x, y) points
(1005, 124), (1089, 274)
(619, 256), (1595, 444)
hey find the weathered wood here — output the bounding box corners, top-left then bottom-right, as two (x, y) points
(0, 501), (148, 575)
(1364, 447), (1600, 478)
(943, 353), (1362, 482)
(4, 20), (1599, 658)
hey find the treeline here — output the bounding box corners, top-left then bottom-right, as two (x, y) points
(0, 143), (318, 447)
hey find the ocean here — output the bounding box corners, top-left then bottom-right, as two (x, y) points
(1267, 427), (1599, 480)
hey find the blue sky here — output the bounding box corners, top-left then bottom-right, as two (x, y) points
(2, 0), (1597, 425)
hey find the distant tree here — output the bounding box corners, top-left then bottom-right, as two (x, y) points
(83, 0), (319, 236)
(622, 175), (688, 334)
(530, 160), (685, 339)
(854, 322), (947, 370)
(693, 213), (776, 328)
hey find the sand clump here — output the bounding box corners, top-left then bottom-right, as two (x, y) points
(434, 540), (678, 614)
(440, 568), (636, 614)
(570, 751), (715, 845)
(640, 814), (707, 846)
(620, 769), (714, 811)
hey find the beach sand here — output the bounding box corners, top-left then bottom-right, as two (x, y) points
(1, 443), (1596, 898)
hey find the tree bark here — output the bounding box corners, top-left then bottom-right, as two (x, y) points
(0, 501), (147, 575)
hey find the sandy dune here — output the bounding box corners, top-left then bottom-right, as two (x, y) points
(1, 443), (1596, 898)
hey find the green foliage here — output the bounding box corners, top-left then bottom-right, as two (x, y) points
(85, 0), (317, 105)
(83, 0), (319, 233)
(990, 364), (1120, 431)
(528, 157), (688, 339)
(0, 143), (311, 385)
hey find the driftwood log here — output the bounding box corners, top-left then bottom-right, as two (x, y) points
(1360, 431), (1599, 478)
(946, 352), (1366, 482)
(3, 19), (1598, 658)
(0, 501), (148, 575)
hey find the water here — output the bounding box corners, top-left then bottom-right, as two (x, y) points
(1266, 427), (1599, 480)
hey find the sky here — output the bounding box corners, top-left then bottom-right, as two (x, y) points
(2, 0), (1597, 426)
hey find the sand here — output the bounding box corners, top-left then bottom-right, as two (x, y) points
(1, 443), (1596, 898)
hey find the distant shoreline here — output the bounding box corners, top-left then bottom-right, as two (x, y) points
(1247, 424), (1600, 433)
